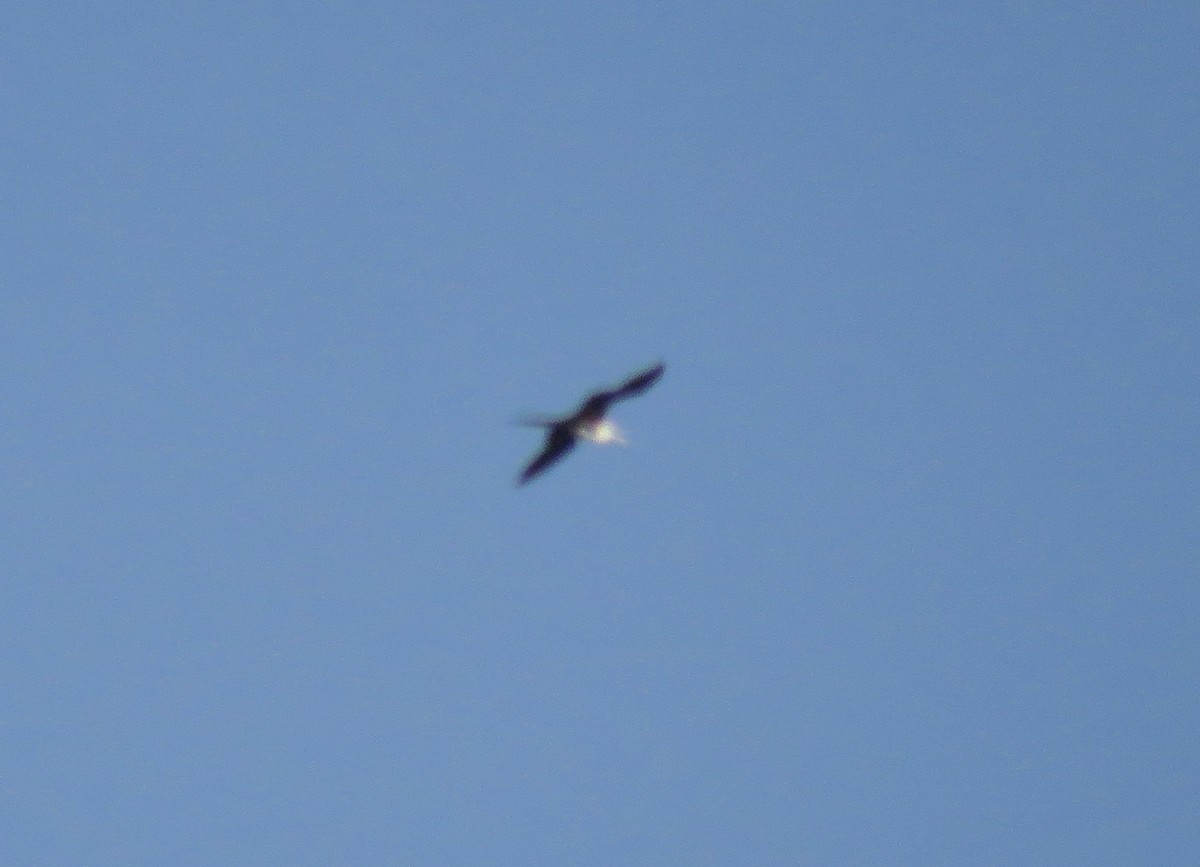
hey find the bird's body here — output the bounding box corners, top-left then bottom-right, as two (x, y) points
(575, 418), (625, 445)
(516, 361), (665, 485)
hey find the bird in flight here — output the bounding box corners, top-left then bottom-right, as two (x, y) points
(516, 361), (666, 486)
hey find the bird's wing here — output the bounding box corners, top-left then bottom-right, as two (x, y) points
(610, 361), (666, 400)
(577, 361), (666, 420)
(518, 427), (576, 485)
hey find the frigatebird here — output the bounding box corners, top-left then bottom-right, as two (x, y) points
(516, 361), (666, 485)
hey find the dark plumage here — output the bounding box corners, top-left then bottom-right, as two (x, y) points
(516, 361), (665, 486)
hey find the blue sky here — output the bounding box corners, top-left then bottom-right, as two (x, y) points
(2, 3), (1197, 864)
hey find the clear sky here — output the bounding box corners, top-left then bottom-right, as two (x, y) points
(3, 3), (1197, 864)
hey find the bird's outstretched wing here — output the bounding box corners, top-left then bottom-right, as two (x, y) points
(518, 427), (576, 485)
(578, 361), (666, 420)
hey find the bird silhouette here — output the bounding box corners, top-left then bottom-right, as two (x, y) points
(516, 361), (665, 485)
